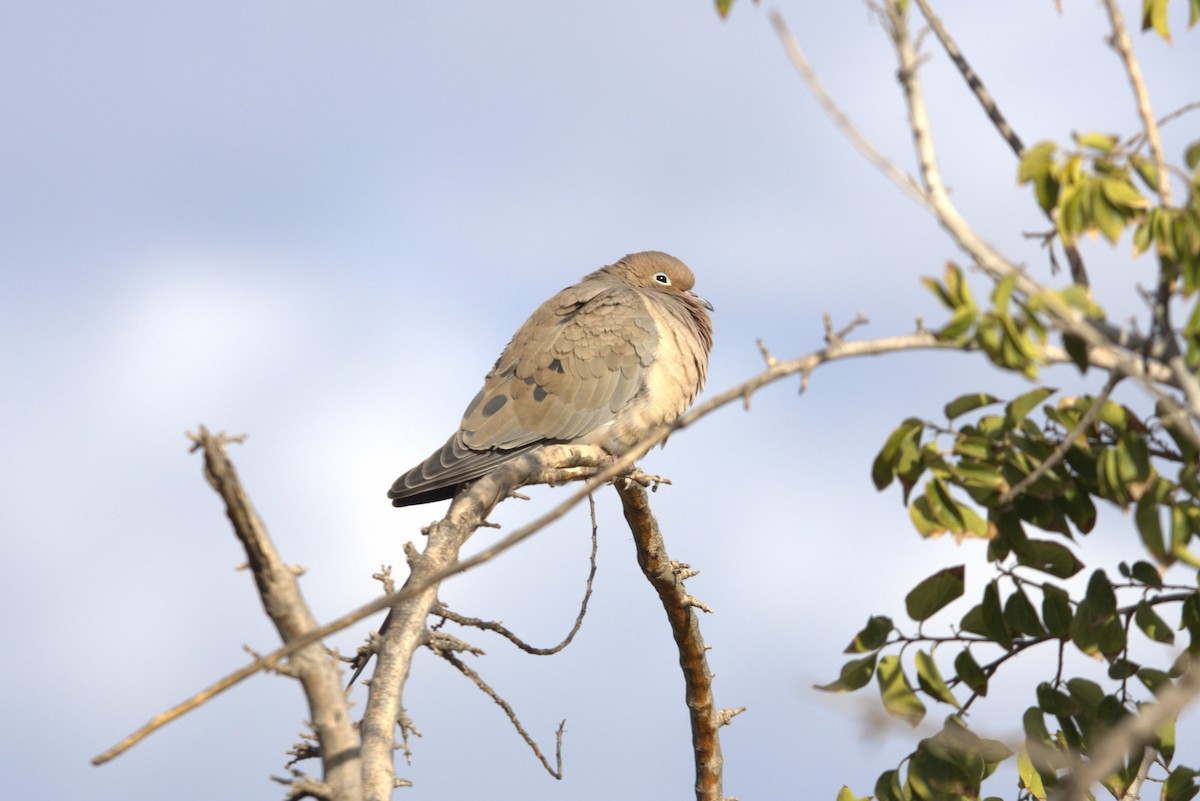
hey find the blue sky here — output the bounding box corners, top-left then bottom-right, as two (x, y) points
(3, 2), (1199, 799)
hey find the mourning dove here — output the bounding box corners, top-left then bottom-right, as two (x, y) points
(388, 251), (714, 507)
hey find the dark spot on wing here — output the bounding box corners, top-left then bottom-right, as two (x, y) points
(533, 386), (548, 402)
(548, 358), (564, 373)
(482, 395), (507, 417)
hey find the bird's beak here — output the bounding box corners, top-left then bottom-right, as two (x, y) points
(690, 291), (714, 312)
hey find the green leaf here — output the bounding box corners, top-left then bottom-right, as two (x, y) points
(1019, 141), (1057, 184)
(1065, 677), (1104, 713)
(876, 655), (926, 726)
(815, 653), (878, 692)
(1133, 155), (1160, 193)
(1036, 681), (1074, 716)
(715, 0), (734, 18)
(1136, 600), (1176, 644)
(874, 770), (905, 801)
(909, 495), (943, 538)
(1042, 583), (1073, 637)
(1006, 387), (1056, 428)
(1018, 744), (1048, 801)
(1139, 666), (1172, 696)
(1075, 131), (1117, 153)
(1092, 189), (1125, 244)
(1137, 485), (1170, 564)
(1005, 587), (1047, 637)
(872, 418), (923, 491)
(1086, 569), (1117, 616)
(982, 580), (1013, 650)
(1108, 658), (1139, 680)
(1023, 706), (1051, 743)
(906, 566), (966, 621)
(845, 615), (894, 653)
(945, 392), (1001, 420)
(1100, 177), (1149, 211)
(915, 650), (960, 708)
(955, 649), (988, 696)
(1157, 716), (1176, 766)
(835, 786), (865, 801)
(1070, 599), (1100, 656)
(1063, 333), (1089, 373)
(1017, 539), (1085, 578)
(1164, 766), (1198, 801)
(1187, 140), (1200, 172)
(1142, 0), (1172, 41)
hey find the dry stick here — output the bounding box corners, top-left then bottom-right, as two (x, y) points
(911, 0), (1022, 155)
(910, 0), (1089, 288)
(434, 493), (600, 655)
(433, 646), (565, 779)
(91, 332), (1171, 767)
(615, 480), (744, 801)
(180, 428), (362, 800)
(769, 11), (927, 205)
(1100, 0), (1172, 207)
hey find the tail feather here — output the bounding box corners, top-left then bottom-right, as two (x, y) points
(387, 435), (540, 507)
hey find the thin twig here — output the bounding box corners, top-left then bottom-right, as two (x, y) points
(769, 11), (928, 205)
(910, 0), (1089, 286)
(432, 645), (564, 779)
(911, 0), (1023, 154)
(433, 495), (599, 655)
(1100, 0), (1172, 206)
(997, 375), (1121, 507)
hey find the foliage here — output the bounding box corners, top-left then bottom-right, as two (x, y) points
(805, 3), (1200, 800)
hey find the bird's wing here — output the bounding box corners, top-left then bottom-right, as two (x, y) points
(388, 281), (658, 505)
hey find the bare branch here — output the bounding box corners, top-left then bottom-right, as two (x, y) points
(430, 638), (565, 779)
(615, 480), (733, 801)
(909, 0), (1089, 286)
(433, 494), (599, 655)
(911, 0), (1023, 154)
(1100, 0), (1172, 206)
(769, 11), (928, 205)
(94, 428), (362, 801)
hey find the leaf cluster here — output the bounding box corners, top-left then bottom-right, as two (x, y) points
(828, 383), (1200, 799)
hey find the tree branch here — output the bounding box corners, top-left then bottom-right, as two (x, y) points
(909, 0), (1089, 287)
(94, 428), (363, 801)
(95, 329), (1170, 769)
(1100, 0), (1172, 206)
(911, 0), (1022, 155)
(769, 11), (928, 205)
(615, 480), (744, 801)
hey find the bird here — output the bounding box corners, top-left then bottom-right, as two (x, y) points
(388, 251), (714, 507)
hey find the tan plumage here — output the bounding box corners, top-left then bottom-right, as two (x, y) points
(388, 251), (714, 507)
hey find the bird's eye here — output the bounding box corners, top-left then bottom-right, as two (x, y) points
(654, 272), (671, 285)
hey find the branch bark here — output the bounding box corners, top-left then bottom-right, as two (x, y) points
(616, 480), (742, 801)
